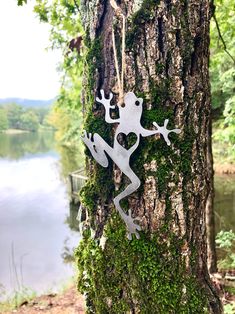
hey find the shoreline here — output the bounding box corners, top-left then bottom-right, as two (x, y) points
(1, 128), (55, 135)
(214, 163), (235, 175)
(2, 129), (30, 134)
(0, 284), (85, 314)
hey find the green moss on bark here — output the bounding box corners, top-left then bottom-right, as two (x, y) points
(79, 35), (114, 223)
(126, 0), (160, 50)
(76, 213), (208, 313)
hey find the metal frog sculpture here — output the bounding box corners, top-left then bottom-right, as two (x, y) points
(81, 90), (180, 240)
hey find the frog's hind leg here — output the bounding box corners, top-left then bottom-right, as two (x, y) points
(82, 131), (141, 239)
(81, 131), (109, 167)
(114, 170), (141, 240)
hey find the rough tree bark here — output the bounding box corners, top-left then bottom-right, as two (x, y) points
(76, 0), (222, 313)
(206, 121), (218, 274)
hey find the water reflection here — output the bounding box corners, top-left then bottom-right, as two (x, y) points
(56, 144), (84, 182)
(214, 175), (235, 233)
(0, 132), (83, 299)
(66, 202), (80, 232)
(0, 132), (55, 160)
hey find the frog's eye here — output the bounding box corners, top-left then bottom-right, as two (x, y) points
(135, 100), (140, 106)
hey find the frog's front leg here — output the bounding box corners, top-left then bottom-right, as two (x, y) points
(96, 89), (120, 124)
(153, 119), (181, 145)
(141, 119), (180, 145)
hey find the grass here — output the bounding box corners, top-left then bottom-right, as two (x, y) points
(0, 287), (37, 312)
(0, 277), (76, 312)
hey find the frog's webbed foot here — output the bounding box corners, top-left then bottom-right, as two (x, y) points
(81, 130), (93, 149)
(96, 89), (115, 109)
(81, 131), (109, 167)
(153, 119), (181, 146)
(123, 209), (141, 240)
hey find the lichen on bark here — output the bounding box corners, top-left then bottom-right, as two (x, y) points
(76, 0), (222, 313)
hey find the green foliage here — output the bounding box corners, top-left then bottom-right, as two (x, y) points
(0, 132), (55, 160)
(33, 0), (84, 143)
(0, 103), (50, 132)
(34, 0), (81, 42)
(20, 111), (40, 132)
(4, 103), (23, 129)
(224, 94), (235, 128)
(35, 107), (50, 125)
(46, 105), (82, 144)
(17, 0), (27, 6)
(0, 108), (9, 130)
(224, 302), (235, 314)
(216, 230), (235, 249)
(210, 0), (235, 112)
(216, 230), (235, 270)
(210, 0), (235, 161)
(213, 120), (235, 164)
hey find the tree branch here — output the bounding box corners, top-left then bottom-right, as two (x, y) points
(74, 0), (81, 14)
(17, 0), (27, 6)
(212, 12), (235, 65)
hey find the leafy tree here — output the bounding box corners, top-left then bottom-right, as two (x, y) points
(32, 0), (84, 143)
(46, 106), (81, 143)
(1, 103), (49, 131)
(17, 0), (27, 5)
(18, 0), (83, 140)
(210, 0), (235, 114)
(19, 111), (39, 132)
(4, 103), (23, 129)
(0, 108), (9, 130)
(210, 0), (235, 163)
(35, 107), (51, 125)
(216, 230), (235, 270)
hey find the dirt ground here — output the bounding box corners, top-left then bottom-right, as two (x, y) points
(4, 286), (85, 314)
(3, 283), (235, 314)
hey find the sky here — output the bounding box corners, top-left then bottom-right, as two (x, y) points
(0, 0), (61, 100)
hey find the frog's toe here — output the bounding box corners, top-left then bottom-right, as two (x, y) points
(135, 224), (142, 231)
(127, 232), (132, 240)
(135, 231), (140, 239)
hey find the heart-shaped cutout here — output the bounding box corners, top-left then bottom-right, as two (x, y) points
(117, 132), (138, 150)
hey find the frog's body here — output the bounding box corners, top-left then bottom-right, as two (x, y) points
(81, 90), (180, 239)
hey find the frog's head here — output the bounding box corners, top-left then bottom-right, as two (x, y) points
(123, 92), (143, 109)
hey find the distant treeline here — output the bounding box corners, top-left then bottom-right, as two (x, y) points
(0, 103), (52, 132)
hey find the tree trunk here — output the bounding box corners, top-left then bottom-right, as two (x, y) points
(206, 118), (218, 274)
(76, 0), (222, 313)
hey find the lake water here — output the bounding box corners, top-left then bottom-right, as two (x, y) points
(0, 132), (234, 299)
(0, 132), (83, 299)
(214, 175), (235, 233)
